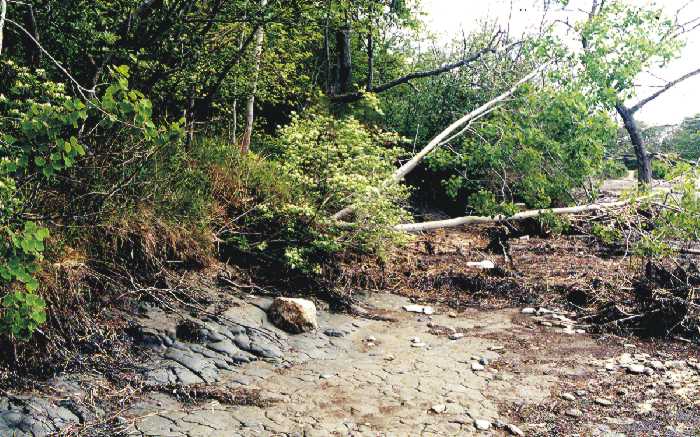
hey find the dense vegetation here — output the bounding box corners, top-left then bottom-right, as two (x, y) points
(0, 0), (698, 355)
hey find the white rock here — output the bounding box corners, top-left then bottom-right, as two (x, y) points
(319, 374), (333, 379)
(365, 336), (377, 342)
(409, 336), (421, 343)
(628, 364), (646, 374)
(267, 298), (318, 334)
(595, 398), (614, 406)
(411, 342), (427, 348)
(521, 307), (537, 314)
(506, 424), (525, 436)
(449, 333), (465, 340)
(466, 260), (495, 269)
(431, 404), (447, 414)
(561, 393), (576, 401)
(471, 362), (485, 371)
(474, 419), (492, 430)
(403, 304), (435, 315)
(649, 360), (666, 371)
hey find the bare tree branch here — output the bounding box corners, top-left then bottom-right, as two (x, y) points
(395, 198), (636, 233)
(630, 66), (700, 113)
(332, 62), (548, 221)
(330, 33), (511, 104)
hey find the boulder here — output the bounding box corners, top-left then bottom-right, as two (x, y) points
(268, 298), (318, 334)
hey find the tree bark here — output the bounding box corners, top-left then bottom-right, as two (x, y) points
(395, 198), (636, 232)
(336, 26), (352, 94)
(617, 103), (653, 184)
(240, 0), (267, 154)
(0, 0), (7, 56)
(366, 29), (373, 90)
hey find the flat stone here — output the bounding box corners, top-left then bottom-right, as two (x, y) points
(431, 404), (447, 414)
(595, 398), (614, 406)
(323, 329), (345, 338)
(403, 304), (435, 315)
(566, 408), (583, 418)
(561, 393), (576, 401)
(521, 308), (536, 314)
(506, 424), (525, 436)
(449, 333), (465, 340)
(628, 364), (646, 374)
(471, 362), (485, 371)
(474, 419), (491, 431)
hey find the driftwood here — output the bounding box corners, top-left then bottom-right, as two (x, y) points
(394, 199), (635, 233)
(332, 63), (548, 221)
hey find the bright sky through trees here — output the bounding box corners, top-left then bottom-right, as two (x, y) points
(422, 0), (700, 126)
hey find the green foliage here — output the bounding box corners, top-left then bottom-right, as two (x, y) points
(591, 223), (623, 245)
(537, 211), (571, 236)
(0, 60), (183, 339)
(578, 0), (682, 104)
(598, 160), (629, 179)
(230, 113), (411, 272)
(425, 87), (615, 210)
(664, 114), (700, 160)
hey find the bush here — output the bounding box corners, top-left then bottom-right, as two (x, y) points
(0, 62), (183, 339)
(212, 113), (411, 273)
(425, 87), (615, 212)
(599, 160), (628, 179)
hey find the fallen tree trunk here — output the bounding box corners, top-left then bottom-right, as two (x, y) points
(394, 199), (634, 233)
(332, 63), (548, 221)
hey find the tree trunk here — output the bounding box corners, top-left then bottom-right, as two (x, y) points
(366, 29), (373, 90)
(336, 26), (352, 94)
(240, 0), (267, 154)
(0, 0), (7, 55)
(616, 103), (652, 184)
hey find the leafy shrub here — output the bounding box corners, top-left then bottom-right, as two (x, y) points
(0, 62), (183, 339)
(599, 160), (628, 179)
(215, 113), (411, 272)
(426, 87), (615, 211)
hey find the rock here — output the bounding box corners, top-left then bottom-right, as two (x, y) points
(449, 333), (465, 340)
(466, 260), (495, 269)
(319, 374), (333, 379)
(409, 336), (421, 343)
(403, 304), (434, 315)
(471, 362), (485, 371)
(627, 364), (646, 374)
(323, 329), (345, 338)
(540, 321), (553, 327)
(365, 336), (377, 342)
(595, 398), (614, 406)
(474, 419), (492, 431)
(479, 357), (489, 365)
(575, 390), (587, 397)
(384, 354), (395, 361)
(506, 424), (525, 436)
(431, 404), (447, 414)
(643, 367), (654, 376)
(565, 408), (583, 418)
(488, 346), (504, 352)
(267, 298), (318, 334)
(411, 342), (427, 348)
(521, 308), (536, 314)
(561, 393), (576, 401)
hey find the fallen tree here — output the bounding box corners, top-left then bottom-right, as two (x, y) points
(332, 62), (549, 221)
(394, 199), (636, 232)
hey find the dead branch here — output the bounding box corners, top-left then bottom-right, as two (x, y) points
(394, 198), (636, 233)
(332, 62), (549, 221)
(0, 0), (6, 55)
